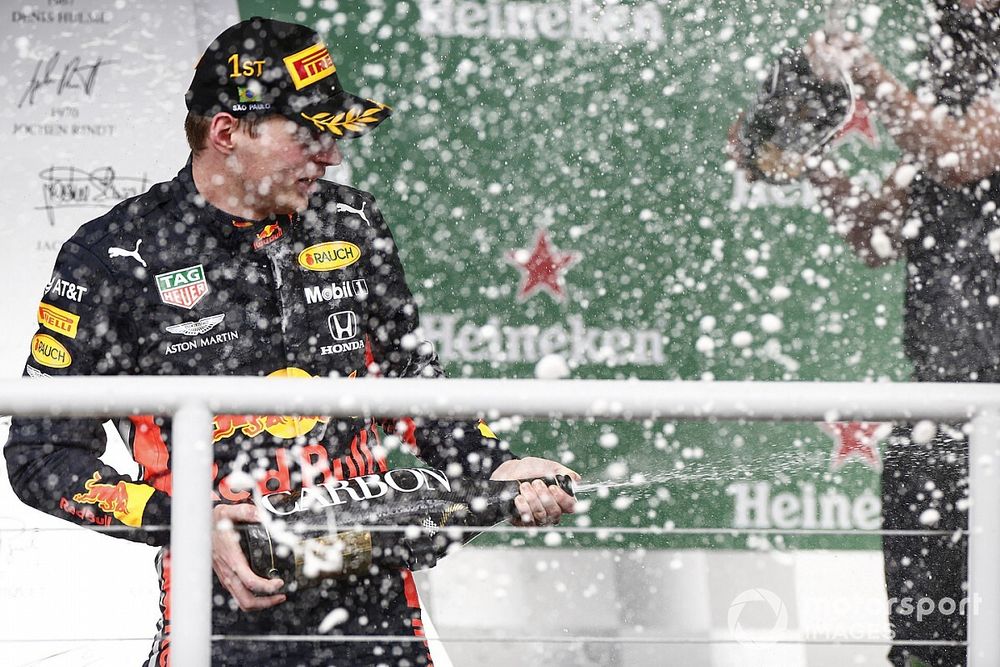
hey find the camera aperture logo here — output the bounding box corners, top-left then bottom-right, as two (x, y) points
(728, 588), (789, 646)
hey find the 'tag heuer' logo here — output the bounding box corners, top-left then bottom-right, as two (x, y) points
(38, 302), (80, 338)
(298, 241), (361, 272)
(283, 43), (336, 90)
(31, 333), (71, 368)
(156, 264), (210, 310)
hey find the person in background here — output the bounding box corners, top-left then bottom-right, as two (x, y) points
(804, 2), (1000, 665)
(4, 16), (577, 667)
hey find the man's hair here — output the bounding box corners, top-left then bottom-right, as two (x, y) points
(184, 113), (265, 155)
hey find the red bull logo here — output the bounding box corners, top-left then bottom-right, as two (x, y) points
(252, 223), (284, 250)
(211, 367), (348, 442)
(73, 472), (130, 515)
(212, 413), (329, 442)
(70, 472), (154, 527)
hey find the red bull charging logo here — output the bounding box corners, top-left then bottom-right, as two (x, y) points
(212, 413), (329, 442)
(73, 472), (130, 515)
(252, 223), (284, 250)
(211, 368), (347, 442)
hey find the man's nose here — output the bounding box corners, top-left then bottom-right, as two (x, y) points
(312, 140), (342, 167)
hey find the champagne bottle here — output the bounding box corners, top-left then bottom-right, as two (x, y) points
(239, 467), (574, 587)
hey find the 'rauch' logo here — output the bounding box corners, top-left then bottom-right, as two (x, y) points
(31, 333), (71, 368)
(155, 264), (209, 310)
(298, 242), (361, 272)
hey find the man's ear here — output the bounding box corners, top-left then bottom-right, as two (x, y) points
(207, 113), (239, 154)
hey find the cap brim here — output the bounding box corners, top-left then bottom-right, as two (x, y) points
(296, 91), (391, 139)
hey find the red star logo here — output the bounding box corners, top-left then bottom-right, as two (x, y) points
(818, 421), (887, 471)
(833, 97), (879, 147)
(505, 230), (581, 302)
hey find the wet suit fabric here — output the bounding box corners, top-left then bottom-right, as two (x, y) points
(5, 162), (515, 667)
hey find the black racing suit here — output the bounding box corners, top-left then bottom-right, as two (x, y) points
(883, 169), (1000, 667)
(879, 11), (1000, 662)
(4, 162), (516, 667)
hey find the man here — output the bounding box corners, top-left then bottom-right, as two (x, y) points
(5, 17), (577, 667)
(803, 6), (999, 665)
(729, 3), (998, 665)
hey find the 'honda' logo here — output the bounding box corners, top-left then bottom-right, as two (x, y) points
(328, 311), (359, 340)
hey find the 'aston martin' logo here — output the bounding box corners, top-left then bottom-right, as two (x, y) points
(165, 314), (225, 336)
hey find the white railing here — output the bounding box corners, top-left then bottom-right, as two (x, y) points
(2, 377), (998, 665)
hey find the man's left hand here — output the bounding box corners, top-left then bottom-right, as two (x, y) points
(490, 457), (580, 526)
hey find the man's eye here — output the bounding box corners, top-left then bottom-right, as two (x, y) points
(298, 131), (325, 146)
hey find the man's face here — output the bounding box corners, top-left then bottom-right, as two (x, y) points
(959, 0), (1000, 9)
(228, 117), (342, 217)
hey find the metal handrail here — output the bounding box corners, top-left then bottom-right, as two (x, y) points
(1, 376), (1000, 420)
(1, 377), (996, 666)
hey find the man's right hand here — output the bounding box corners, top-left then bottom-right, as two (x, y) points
(804, 30), (873, 83)
(212, 503), (287, 611)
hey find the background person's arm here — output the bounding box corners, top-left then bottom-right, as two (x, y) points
(808, 31), (1000, 187)
(806, 160), (911, 267)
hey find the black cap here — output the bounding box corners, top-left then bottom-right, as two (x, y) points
(186, 17), (390, 139)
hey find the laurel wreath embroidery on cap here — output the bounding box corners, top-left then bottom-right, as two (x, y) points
(301, 102), (388, 136)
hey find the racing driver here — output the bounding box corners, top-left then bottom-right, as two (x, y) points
(4, 16), (578, 667)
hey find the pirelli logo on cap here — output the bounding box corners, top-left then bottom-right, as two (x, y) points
(38, 302), (80, 339)
(284, 43), (335, 90)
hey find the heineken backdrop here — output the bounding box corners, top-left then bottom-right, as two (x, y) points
(0, 1), (938, 663)
(240, 0), (924, 550)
